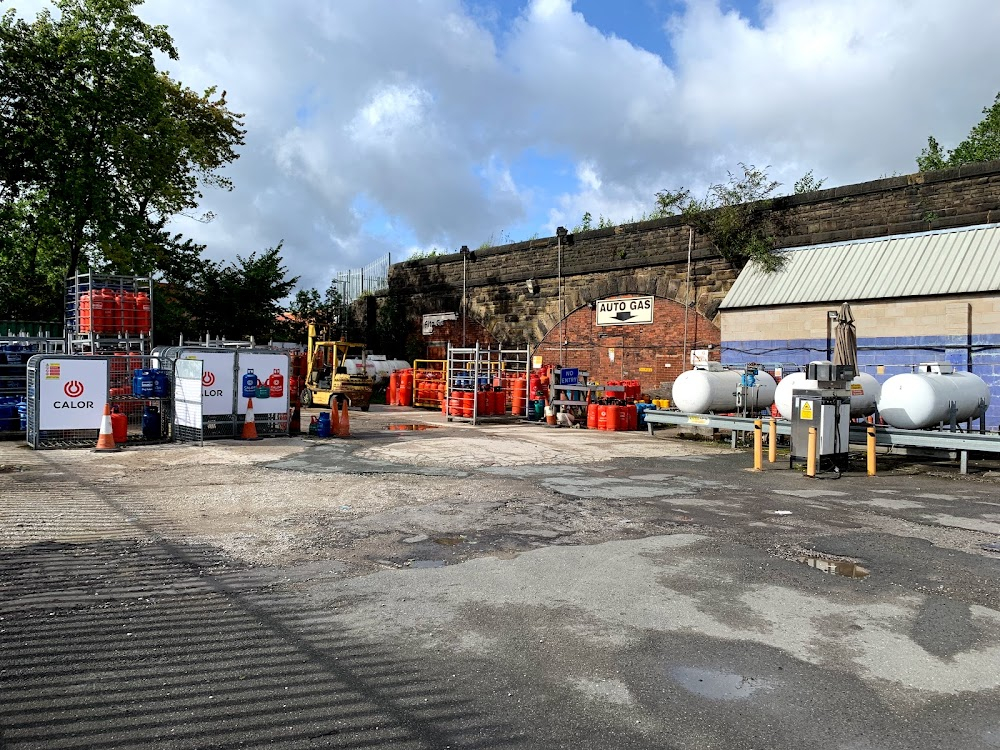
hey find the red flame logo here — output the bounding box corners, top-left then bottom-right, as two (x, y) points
(64, 380), (85, 398)
(202, 371), (216, 387)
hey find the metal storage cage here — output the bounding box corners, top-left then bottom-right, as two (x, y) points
(445, 344), (530, 425)
(65, 272), (154, 355)
(1, 331), (65, 439)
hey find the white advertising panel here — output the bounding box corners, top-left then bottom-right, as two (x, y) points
(235, 352), (289, 415)
(174, 358), (203, 428)
(38, 358), (108, 430)
(596, 296), (654, 326)
(197, 351), (236, 416)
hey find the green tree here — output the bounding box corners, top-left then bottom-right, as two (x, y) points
(0, 0), (245, 318)
(288, 281), (344, 340)
(653, 164), (786, 272)
(917, 92), (1000, 171)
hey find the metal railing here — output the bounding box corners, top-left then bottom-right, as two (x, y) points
(336, 253), (390, 304)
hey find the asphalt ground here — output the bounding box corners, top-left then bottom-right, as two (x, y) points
(2, 407), (1000, 749)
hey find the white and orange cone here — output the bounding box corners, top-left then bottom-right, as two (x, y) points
(241, 397), (261, 440)
(94, 403), (120, 452)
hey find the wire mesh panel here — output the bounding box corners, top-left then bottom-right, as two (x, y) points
(1, 336), (63, 440)
(445, 345), (530, 425)
(173, 358), (204, 445)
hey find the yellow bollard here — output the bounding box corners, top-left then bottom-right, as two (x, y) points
(768, 417), (777, 463)
(752, 419), (763, 471)
(806, 426), (817, 478)
(867, 425), (877, 477)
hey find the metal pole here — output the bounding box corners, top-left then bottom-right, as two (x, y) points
(460, 245), (469, 347)
(557, 227), (567, 367)
(768, 416), (777, 463)
(682, 226), (693, 371)
(753, 419), (763, 471)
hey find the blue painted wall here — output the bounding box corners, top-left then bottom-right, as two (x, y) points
(721, 334), (1000, 428)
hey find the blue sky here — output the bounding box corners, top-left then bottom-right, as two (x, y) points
(11, 0), (1000, 292)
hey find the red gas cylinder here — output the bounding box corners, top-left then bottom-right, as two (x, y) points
(598, 404), (609, 430)
(110, 408), (128, 444)
(587, 403), (600, 429)
(399, 370), (413, 407)
(606, 404), (621, 432)
(89, 290), (106, 332)
(450, 390), (464, 416)
(529, 373), (542, 400)
(477, 390), (490, 416)
(268, 368), (284, 398)
(626, 404), (637, 431)
(388, 371), (398, 406)
(117, 290), (137, 333)
(79, 291), (92, 333)
(492, 390), (505, 415)
(99, 288), (118, 333)
(462, 391), (474, 417)
(135, 291), (152, 334)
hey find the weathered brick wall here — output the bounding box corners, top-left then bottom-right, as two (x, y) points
(387, 160), (1000, 350)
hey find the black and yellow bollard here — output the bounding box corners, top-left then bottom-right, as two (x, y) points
(753, 419), (763, 471)
(867, 425), (877, 477)
(806, 426), (818, 478)
(768, 416), (777, 464)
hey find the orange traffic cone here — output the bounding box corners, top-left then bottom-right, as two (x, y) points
(330, 397), (342, 436)
(242, 397), (261, 440)
(94, 403), (120, 452)
(337, 397), (351, 437)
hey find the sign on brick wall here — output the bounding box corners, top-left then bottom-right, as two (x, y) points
(596, 296), (654, 326)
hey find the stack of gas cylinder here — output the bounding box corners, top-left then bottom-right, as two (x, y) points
(387, 369), (414, 407)
(77, 288), (152, 335)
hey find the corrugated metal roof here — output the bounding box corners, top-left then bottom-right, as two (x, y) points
(720, 223), (1000, 309)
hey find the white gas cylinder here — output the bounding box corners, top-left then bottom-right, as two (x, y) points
(877, 369), (990, 429)
(671, 368), (776, 414)
(774, 371), (880, 419)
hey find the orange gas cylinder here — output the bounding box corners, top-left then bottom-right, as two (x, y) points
(618, 405), (629, 431)
(117, 290), (137, 333)
(477, 390), (490, 416)
(388, 371), (398, 406)
(110, 407), (128, 444)
(79, 291), (92, 333)
(450, 390), (463, 416)
(399, 370), (413, 407)
(135, 291), (152, 333)
(606, 404), (621, 431)
(587, 403), (600, 429)
(598, 404), (609, 430)
(99, 288), (118, 333)
(462, 391), (474, 417)
(492, 390), (505, 415)
(626, 404), (637, 431)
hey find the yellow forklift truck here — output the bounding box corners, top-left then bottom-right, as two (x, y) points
(300, 324), (374, 410)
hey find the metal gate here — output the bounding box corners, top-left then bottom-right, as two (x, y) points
(173, 358), (204, 445)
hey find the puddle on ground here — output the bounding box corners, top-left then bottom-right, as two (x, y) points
(386, 424), (440, 431)
(434, 537), (464, 546)
(797, 556), (869, 579)
(408, 559), (447, 568)
(670, 667), (770, 700)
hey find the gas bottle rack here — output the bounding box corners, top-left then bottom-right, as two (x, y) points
(445, 344), (530, 426)
(0, 332), (64, 438)
(65, 272), (154, 355)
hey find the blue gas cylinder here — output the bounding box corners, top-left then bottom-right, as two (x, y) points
(152, 369), (169, 397)
(133, 369), (155, 396)
(316, 411), (331, 438)
(242, 370), (258, 398)
(0, 400), (14, 431)
(17, 400), (27, 431)
(142, 405), (161, 440)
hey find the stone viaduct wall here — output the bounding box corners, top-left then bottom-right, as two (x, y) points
(386, 160), (1000, 354)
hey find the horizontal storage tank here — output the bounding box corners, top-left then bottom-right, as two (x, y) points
(344, 358), (410, 384)
(774, 371), (880, 419)
(671, 367), (776, 414)
(877, 365), (990, 430)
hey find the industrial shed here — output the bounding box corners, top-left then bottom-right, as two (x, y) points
(719, 223), (1000, 428)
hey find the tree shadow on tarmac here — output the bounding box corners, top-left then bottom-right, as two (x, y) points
(0, 532), (514, 749)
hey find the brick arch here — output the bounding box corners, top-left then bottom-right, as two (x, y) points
(532, 294), (721, 391)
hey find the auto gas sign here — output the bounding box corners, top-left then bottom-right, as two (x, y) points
(596, 296), (654, 326)
(38, 358), (109, 430)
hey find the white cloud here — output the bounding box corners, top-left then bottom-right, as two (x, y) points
(7, 0), (1000, 294)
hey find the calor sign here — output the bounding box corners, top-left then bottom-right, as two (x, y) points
(38, 358), (109, 430)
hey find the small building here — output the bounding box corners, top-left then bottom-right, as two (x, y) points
(719, 223), (1000, 427)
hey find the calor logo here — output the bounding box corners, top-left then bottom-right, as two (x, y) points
(64, 380), (85, 398)
(202, 371), (216, 387)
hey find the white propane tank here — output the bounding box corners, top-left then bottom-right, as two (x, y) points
(368, 359), (410, 384)
(877, 363), (990, 429)
(671, 366), (777, 414)
(343, 359), (377, 379)
(774, 371), (880, 419)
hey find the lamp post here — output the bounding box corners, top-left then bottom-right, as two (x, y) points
(460, 245), (470, 346)
(556, 226), (567, 367)
(682, 226), (694, 371)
